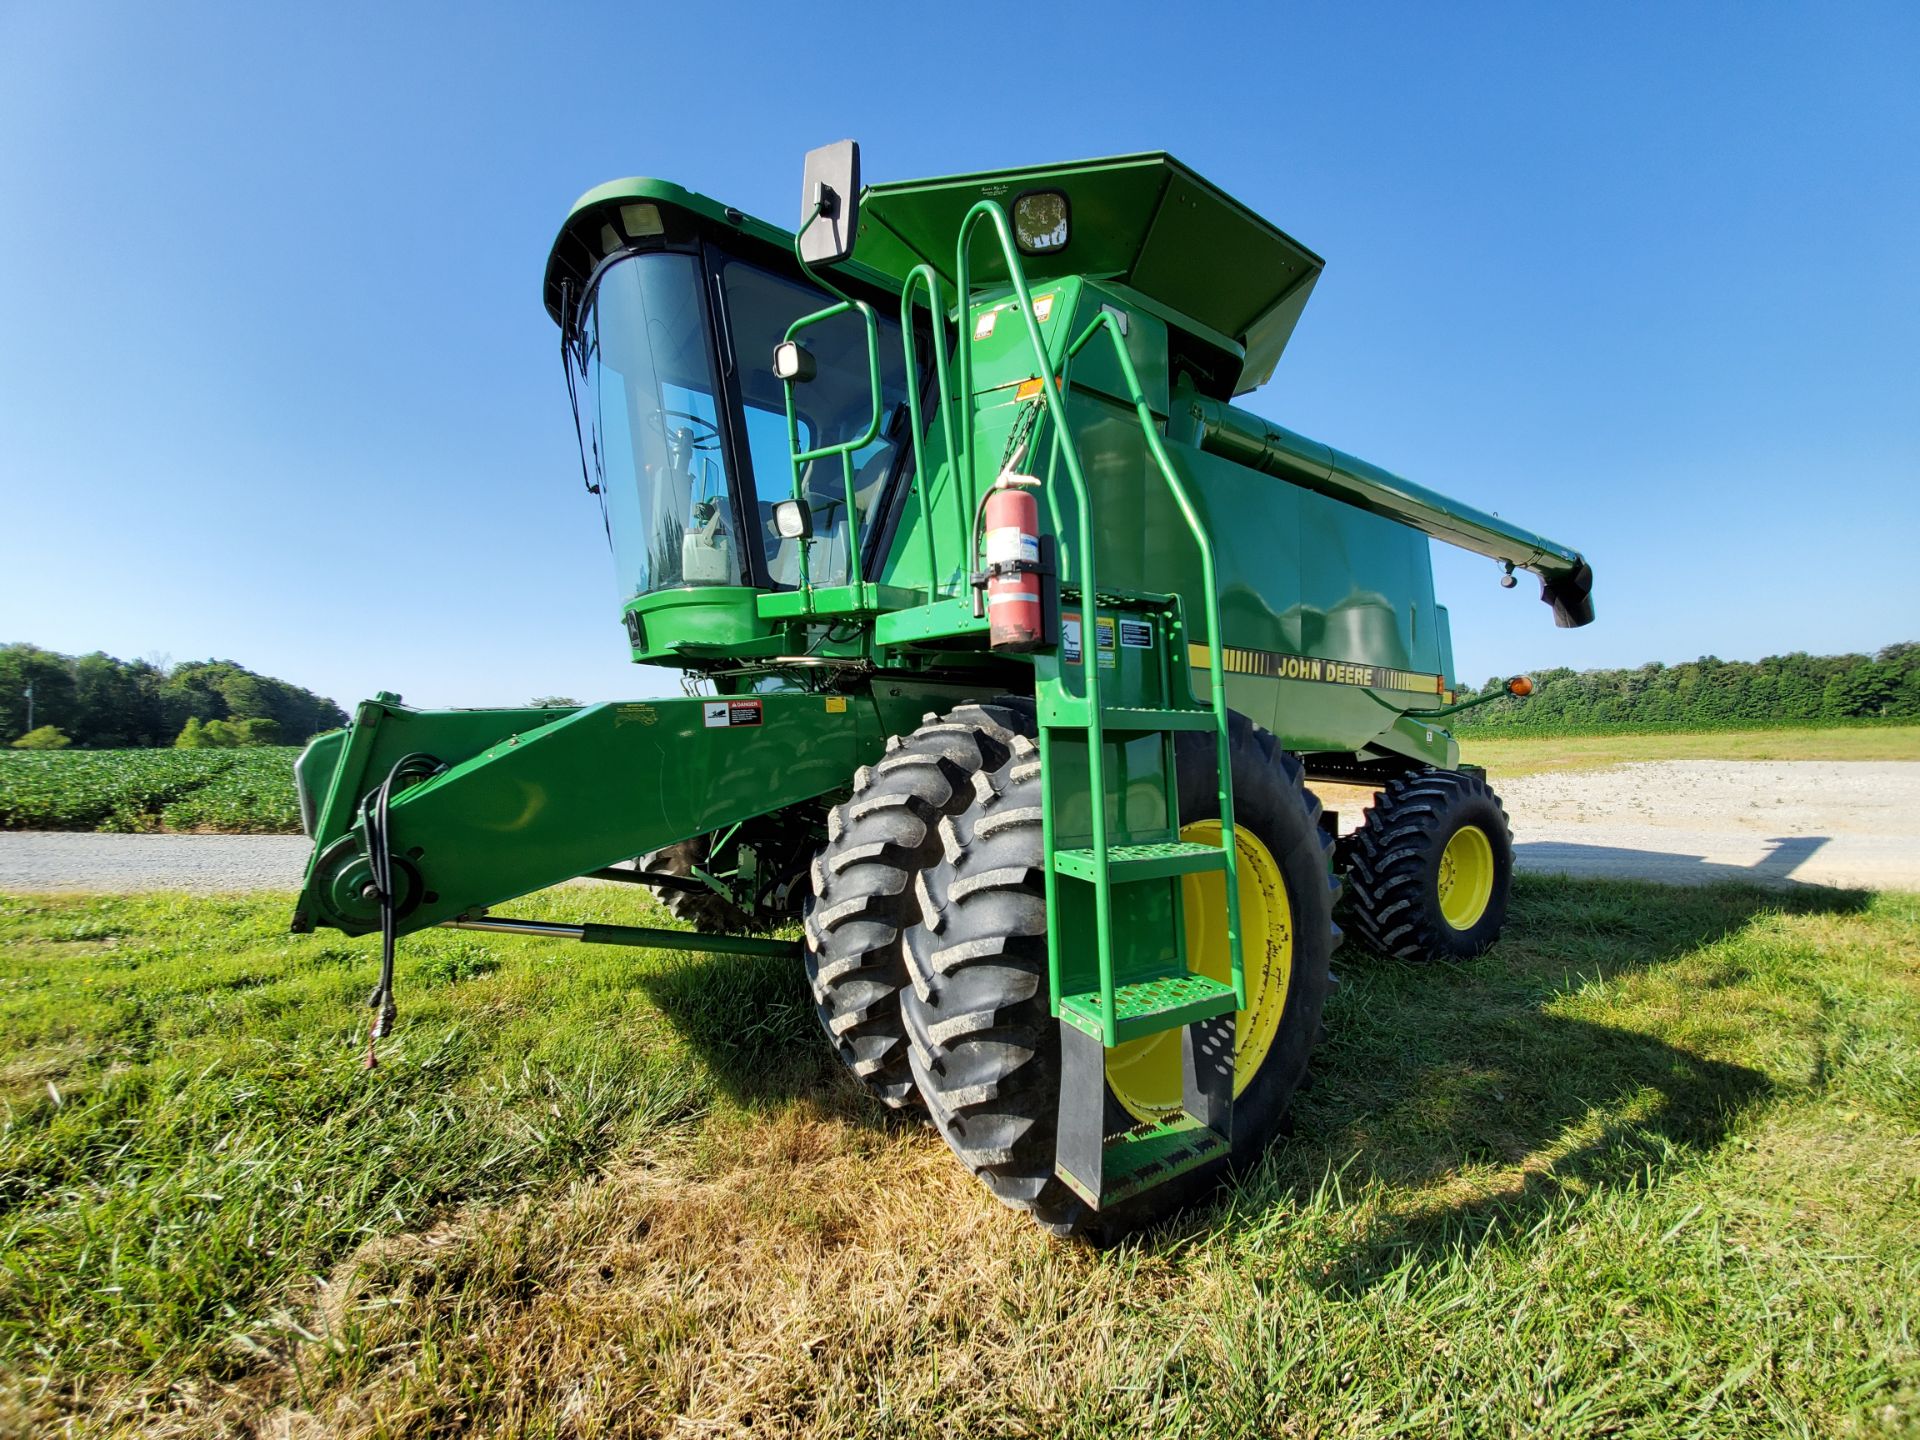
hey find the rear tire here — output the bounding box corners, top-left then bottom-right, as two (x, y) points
(902, 709), (1339, 1237)
(802, 702), (1032, 1109)
(1345, 769), (1513, 962)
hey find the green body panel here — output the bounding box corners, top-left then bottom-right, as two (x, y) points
(293, 691), (884, 938)
(624, 587), (773, 663)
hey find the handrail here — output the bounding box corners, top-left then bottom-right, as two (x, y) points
(950, 200), (1242, 1038)
(1066, 312), (1243, 1009)
(899, 264), (959, 604)
(953, 200), (1120, 1037)
(779, 298), (884, 597)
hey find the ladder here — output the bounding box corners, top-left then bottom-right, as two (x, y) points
(929, 203), (1247, 1208)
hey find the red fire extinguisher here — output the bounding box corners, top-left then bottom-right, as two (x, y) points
(980, 474), (1044, 651)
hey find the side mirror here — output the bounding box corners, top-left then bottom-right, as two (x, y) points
(773, 499), (814, 541)
(798, 140), (861, 266)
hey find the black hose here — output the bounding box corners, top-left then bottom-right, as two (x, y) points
(359, 752), (444, 1067)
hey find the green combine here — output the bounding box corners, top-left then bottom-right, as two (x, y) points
(292, 145), (1593, 1237)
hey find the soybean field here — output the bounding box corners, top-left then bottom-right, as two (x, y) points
(0, 747), (301, 834)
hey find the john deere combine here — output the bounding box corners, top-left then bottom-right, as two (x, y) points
(292, 146), (1594, 1237)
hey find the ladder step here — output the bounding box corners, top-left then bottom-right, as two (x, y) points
(1097, 706), (1217, 731)
(1056, 1114), (1231, 1208)
(1059, 970), (1237, 1043)
(1054, 840), (1225, 883)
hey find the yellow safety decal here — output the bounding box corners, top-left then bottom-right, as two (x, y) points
(824, 696), (848, 714)
(1189, 643), (1451, 699)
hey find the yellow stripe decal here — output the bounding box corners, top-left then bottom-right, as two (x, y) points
(1188, 643), (1449, 696)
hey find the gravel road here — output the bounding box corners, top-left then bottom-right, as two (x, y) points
(3, 760), (1917, 894)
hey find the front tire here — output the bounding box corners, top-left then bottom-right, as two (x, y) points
(802, 703), (1031, 1109)
(901, 710), (1340, 1236)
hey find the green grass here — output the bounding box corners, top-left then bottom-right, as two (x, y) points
(1462, 723), (1920, 777)
(0, 747), (300, 833)
(0, 881), (1914, 1435)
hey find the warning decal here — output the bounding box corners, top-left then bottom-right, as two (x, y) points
(703, 699), (765, 728)
(1118, 619), (1153, 649)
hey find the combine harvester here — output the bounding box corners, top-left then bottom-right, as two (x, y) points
(292, 146), (1593, 1237)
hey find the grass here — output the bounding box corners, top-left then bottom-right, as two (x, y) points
(0, 878), (1915, 1436)
(0, 747), (300, 833)
(1461, 724), (1920, 777)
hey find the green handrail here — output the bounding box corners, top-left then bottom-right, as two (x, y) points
(899, 264), (960, 604)
(1066, 311), (1243, 1009)
(950, 201), (1243, 1039)
(779, 298), (884, 599)
(953, 200), (1119, 1037)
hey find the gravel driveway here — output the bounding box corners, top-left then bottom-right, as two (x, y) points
(3, 760), (1917, 894)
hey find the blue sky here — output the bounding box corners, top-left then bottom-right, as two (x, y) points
(2, 2), (1915, 709)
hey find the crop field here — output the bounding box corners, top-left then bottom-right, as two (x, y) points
(4, 727), (1916, 840)
(0, 747), (300, 833)
(0, 877), (1915, 1436)
(1461, 724), (1920, 778)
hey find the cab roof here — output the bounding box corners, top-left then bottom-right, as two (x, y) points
(853, 152), (1323, 395)
(544, 153), (1324, 396)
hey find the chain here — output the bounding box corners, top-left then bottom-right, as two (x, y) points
(999, 396), (1044, 476)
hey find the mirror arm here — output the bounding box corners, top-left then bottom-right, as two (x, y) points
(793, 202), (857, 306)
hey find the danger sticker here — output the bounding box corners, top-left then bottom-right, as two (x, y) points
(703, 699), (764, 728)
(974, 309), (998, 340)
(1062, 618), (1082, 664)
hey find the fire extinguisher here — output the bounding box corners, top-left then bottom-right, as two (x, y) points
(978, 474), (1045, 651)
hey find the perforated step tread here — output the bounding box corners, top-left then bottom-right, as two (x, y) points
(1054, 840), (1226, 883)
(1055, 1114), (1231, 1207)
(1059, 970), (1236, 1043)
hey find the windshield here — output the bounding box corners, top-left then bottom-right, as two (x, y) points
(574, 251), (741, 598)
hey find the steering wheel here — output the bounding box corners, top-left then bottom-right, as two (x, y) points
(648, 408), (722, 452)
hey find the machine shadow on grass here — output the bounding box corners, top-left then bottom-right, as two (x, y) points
(1237, 874), (1873, 1291)
(627, 875), (1874, 1249)
(635, 940), (916, 1130)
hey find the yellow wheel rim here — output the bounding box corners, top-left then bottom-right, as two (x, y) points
(1106, 819), (1292, 1124)
(1437, 824), (1495, 930)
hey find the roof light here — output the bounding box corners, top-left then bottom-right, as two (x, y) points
(620, 203), (664, 238)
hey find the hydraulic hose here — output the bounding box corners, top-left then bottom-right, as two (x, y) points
(358, 752), (445, 1067)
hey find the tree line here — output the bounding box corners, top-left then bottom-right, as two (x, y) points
(1453, 643), (1920, 733)
(1, 643), (347, 750)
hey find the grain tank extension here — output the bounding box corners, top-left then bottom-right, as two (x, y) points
(291, 148), (1593, 1236)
